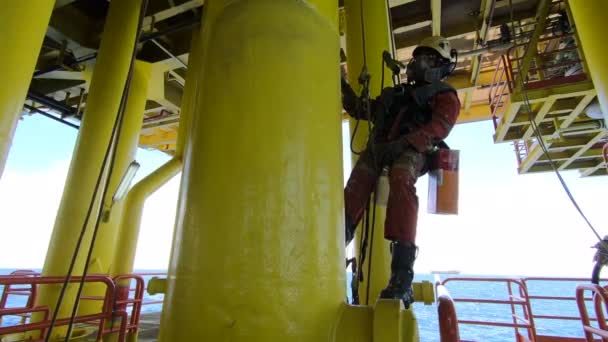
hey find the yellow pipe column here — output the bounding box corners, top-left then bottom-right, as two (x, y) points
(35, 0), (143, 336)
(569, 1), (608, 126)
(344, 0), (393, 305)
(159, 0), (344, 340)
(0, 1), (55, 179)
(110, 26), (205, 282)
(78, 61), (151, 316)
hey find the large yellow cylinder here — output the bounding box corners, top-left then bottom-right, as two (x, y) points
(78, 61), (151, 315)
(159, 0), (344, 340)
(569, 1), (608, 126)
(35, 0), (144, 336)
(0, 1), (54, 179)
(344, 0), (393, 305)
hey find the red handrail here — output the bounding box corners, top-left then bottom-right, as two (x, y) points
(440, 277), (536, 341)
(113, 274), (145, 335)
(436, 282), (460, 342)
(0, 275), (126, 341)
(576, 284), (608, 342)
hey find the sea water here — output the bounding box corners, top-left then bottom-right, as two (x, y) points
(0, 269), (595, 341)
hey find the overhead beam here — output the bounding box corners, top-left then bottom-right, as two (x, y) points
(521, 96), (557, 140)
(581, 162), (607, 177)
(139, 129), (178, 147)
(457, 104), (493, 123)
(558, 131), (607, 170)
(448, 69), (496, 90)
(143, 0), (204, 31)
(393, 20), (431, 35)
(394, 7), (537, 50)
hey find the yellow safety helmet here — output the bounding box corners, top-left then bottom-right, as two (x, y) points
(414, 36), (456, 63)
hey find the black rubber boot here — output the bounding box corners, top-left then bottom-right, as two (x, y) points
(379, 242), (417, 308)
(345, 216), (357, 246)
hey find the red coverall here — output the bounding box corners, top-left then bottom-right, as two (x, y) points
(344, 88), (460, 243)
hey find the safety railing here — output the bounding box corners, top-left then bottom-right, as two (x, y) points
(0, 272), (163, 341)
(0, 274), (128, 341)
(113, 274), (145, 336)
(488, 55), (514, 129)
(440, 277), (536, 342)
(576, 284), (608, 342)
(440, 276), (608, 342)
(505, 32), (586, 92)
(435, 281), (460, 342)
(0, 270), (40, 325)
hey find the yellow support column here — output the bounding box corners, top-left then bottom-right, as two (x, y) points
(110, 26), (205, 282)
(0, 1), (55, 179)
(34, 0), (143, 337)
(569, 1), (608, 126)
(344, 0), (393, 305)
(159, 0), (344, 340)
(78, 61), (151, 316)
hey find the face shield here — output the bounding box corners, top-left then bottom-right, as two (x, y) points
(406, 53), (443, 83)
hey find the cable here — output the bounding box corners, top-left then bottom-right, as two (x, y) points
(359, 0), (368, 68)
(64, 1), (150, 339)
(365, 185), (379, 305)
(505, 0), (604, 244)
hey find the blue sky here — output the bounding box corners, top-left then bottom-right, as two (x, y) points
(1, 113), (606, 276)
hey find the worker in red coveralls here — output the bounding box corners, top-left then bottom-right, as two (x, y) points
(341, 36), (461, 307)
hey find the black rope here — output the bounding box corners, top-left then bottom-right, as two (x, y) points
(365, 186), (379, 305)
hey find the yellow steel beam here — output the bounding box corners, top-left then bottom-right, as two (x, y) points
(569, 0), (608, 127)
(519, 140), (552, 173)
(581, 161), (607, 177)
(558, 131), (607, 171)
(560, 92), (596, 128)
(431, 0), (441, 36)
(494, 102), (523, 142)
(457, 103), (492, 123)
(539, 147), (604, 162)
(159, 1), (346, 340)
(521, 96), (557, 140)
(34, 0), (144, 337)
(344, 0), (393, 307)
(139, 130), (178, 147)
(448, 69), (496, 90)
(0, 1), (54, 179)
(80, 61), (152, 317)
(110, 158), (181, 277)
(110, 27), (205, 281)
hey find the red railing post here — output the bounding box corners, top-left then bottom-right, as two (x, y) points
(436, 283), (460, 342)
